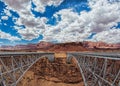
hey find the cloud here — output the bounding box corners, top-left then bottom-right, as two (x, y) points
(32, 0), (64, 13)
(0, 30), (21, 41)
(3, 0), (63, 41)
(3, 0), (37, 41)
(16, 17), (47, 40)
(3, 0), (120, 43)
(3, 8), (12, 17)
(80, 0), (120, 33)
(43, 9), (91, 42)
(92, 29), (120, 43)
(1, 8), (15, 22)
(43, 0), (120, 43)
(1, 15), (8, 20)
(4, 0), (30, 11)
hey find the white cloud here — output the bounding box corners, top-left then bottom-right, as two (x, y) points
(43, 9), (91, 43)
(32, 0), (63, 13)
(0, 30), (21, 41)
(43, 0), (120, 43)
(16, 17), (47, 40)
(1, 9), (12, 20)
(3, 8), (12, 17)
(80, 0), (120, 33)
(3, 0), (120, 43)
(4, 0), (30, 11)
(3, 0), (63, 41)
(92, 29), (120, 43)
(1, 16), (8, 20)
(4, 0), (42, 40)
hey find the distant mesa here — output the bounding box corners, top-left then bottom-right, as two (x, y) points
(37, 41), (53, 49)
(0, 41), (120, 52)
(83, 41), (120, 49)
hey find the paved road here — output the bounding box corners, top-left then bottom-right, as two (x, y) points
(68, 52), (120, 60)
(0, 52), (54, 56)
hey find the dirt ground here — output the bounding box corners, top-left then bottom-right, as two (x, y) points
(18, 71), (84, 86)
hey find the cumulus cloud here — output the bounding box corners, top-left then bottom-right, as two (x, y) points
(3, 0), (63, 41)
(4, 0), (36, 40)
(4, 0), (30, 11)
(92, 29), (120, 43)
(3, 0), (120, 43)
(0, 30), (21, 41)
(79, 0), (120, 33)
(32, 0), (64, 13)
(43, 0), (120, 43)
(43, 9), (91, 42)
(16, 17), (47, 40)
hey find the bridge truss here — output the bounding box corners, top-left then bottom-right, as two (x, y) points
(0, 52), (120, 86)
(0, 52), (54, 86)
(67, 52), (120, 86)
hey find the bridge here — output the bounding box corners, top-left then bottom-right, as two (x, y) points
(0, 52), (120, 86)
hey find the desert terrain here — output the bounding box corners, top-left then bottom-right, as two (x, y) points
(17, 53), (84, 86)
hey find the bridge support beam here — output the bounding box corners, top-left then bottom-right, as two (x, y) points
(0, 52), (54, 86)
(67, 53), (120, 86)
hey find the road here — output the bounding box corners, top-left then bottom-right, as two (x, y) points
(68, 52), (120, 60)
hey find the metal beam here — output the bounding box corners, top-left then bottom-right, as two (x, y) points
(67, 52), (120, 86)
(0, 52), (54, 86)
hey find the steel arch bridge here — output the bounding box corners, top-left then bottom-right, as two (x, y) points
(67, 52), (120, 86)
(0, 52), (120, 86)
(0, 52), (54, 86)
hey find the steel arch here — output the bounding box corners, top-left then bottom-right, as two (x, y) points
(0, 52), (54, 86)
(67, 52), (120, 86)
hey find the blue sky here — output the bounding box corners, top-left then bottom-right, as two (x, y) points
(0, 0), (120, 45)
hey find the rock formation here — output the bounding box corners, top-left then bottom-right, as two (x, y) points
(0, 41), (120, 51)
(17, 58), (84, 86)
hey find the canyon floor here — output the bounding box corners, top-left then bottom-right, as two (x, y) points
(17, 53), (84, 86)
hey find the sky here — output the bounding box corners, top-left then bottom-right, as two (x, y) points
(0, 0), (120, 45)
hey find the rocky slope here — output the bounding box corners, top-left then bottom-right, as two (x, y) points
(37, 41), (53, 49)
(46, 42), (88, 52)
(1, 41), (120, 52)
(83, 41), (120, 49)
(17, 58), (84, 86)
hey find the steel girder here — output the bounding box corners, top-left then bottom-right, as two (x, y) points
(67, 52), (120, 86)
(0, 52), (119, 86)
(0, 52), (54, 86)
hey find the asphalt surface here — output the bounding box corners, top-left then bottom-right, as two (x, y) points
(68, 52), (120, 60)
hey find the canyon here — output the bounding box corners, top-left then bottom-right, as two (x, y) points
(17, 57), (84, 86)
